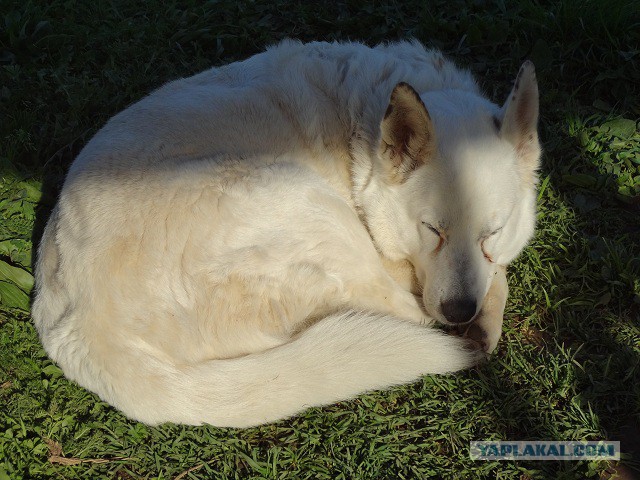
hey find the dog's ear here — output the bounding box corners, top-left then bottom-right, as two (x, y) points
(499, 61), (541, 184)
(379, 82), (436, 182)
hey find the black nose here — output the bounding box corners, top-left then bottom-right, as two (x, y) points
(440, 298), (477, 324)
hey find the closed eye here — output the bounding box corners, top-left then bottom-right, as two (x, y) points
(480, 226), (503, 241)
(480, 227), (502, 262)
(422, 221), (445, 252)
(422, 222), (441, 236)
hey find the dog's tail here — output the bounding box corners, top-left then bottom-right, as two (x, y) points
(109, 311), (481, 427)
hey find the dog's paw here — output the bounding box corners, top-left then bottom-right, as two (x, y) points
(459, 335), (489, 365)
(394, 293), (436, 326)
(460, 320), (500, 354)
(463, 323), (490, 352)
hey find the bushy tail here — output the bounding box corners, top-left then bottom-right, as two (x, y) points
(117, 311), (481, 427)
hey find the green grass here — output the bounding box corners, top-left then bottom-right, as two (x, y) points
(1, 0), (639, 478)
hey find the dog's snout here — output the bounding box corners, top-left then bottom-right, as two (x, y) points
(440, 298), (477, 324)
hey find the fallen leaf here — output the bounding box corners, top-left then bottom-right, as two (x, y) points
(48, 454), (134, 466)
(44, 438), (63, 457)
(174, 463), (204, 480)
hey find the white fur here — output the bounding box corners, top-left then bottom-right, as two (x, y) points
(32, 40), (539, 427)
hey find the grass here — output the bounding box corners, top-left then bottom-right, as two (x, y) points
(1, 0), (639, 478)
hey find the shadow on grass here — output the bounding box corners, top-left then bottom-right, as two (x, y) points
(479, 137), (640, 476)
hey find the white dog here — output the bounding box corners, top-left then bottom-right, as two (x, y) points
(32, 40), (540, 427)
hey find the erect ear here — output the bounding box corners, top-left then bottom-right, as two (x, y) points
(499, 61), (541, 184)
(379, 82), (436, 182)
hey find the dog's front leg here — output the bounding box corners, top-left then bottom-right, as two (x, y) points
(462, 265), (508, 353)
(344, 274), (434, 326)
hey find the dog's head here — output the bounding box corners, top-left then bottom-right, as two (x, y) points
(358, 62), (540, 325)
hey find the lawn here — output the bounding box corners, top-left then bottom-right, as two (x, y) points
(1, 0), (639, 478)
